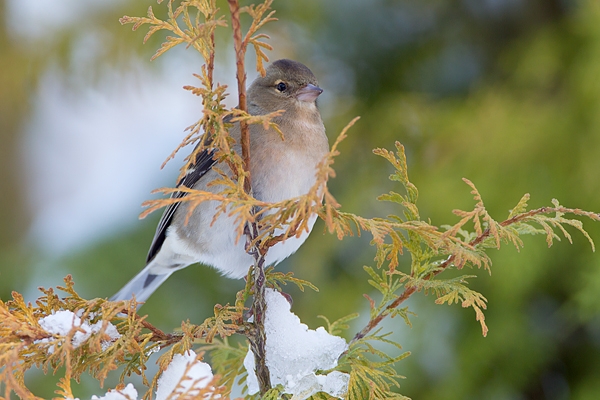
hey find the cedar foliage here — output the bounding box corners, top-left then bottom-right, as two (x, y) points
(1, 1), (599, 399)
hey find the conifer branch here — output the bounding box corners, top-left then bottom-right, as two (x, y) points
(227, 0), (274, 394)
(351, 180), (600, 343)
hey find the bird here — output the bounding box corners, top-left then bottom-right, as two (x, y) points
(111, 59), (328, 304)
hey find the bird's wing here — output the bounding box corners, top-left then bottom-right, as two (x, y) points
(146, 147), (217, 263)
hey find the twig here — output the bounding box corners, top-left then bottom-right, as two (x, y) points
(122, 308), (184, 347)
(227, 0), (271, 394)
(228, 0), (251, 193)
(208, 31), (215, 87)
(246, 223), (271, 393)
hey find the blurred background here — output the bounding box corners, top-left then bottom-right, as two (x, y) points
(2, 0), (600, 398)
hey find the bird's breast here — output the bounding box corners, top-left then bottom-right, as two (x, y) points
(252, 147), (318, 202)
(247, 106), (328, 203)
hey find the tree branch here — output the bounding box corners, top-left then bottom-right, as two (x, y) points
(351, 205), (599, 343)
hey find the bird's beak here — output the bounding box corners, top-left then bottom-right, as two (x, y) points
(296, 83), (323, 103)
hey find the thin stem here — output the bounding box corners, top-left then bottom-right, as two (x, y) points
(227, 0), (251, 193)
(227, 0), (271, 394)
(208, 31), (215, 86)
(249, 249), (271, 394)
(122, 309), (184, 347)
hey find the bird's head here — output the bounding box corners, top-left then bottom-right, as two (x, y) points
(247, 59), (323, 114)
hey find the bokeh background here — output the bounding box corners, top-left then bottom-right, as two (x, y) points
(2, 0), (600, 398)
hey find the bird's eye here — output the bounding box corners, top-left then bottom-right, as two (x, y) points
(276, 82), (287, 92)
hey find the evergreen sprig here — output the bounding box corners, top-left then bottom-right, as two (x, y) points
(341, 330), (410, 400)
(119, 0), (226, 61)
(0, 276), (154, 398)
(345, 142), (598, 342)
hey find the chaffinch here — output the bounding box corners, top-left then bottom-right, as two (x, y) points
(111, 59), (328, 303)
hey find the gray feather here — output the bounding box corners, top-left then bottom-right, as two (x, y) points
(110, 263), (173, 303)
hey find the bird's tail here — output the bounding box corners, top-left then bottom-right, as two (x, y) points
(110, 262), (173, 304)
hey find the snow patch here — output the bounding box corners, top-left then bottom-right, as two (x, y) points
(37, 310), (120, 353)
(90, 383), (138, 400)
(244, 289), (349, 398)
(156, 350), (215, 400)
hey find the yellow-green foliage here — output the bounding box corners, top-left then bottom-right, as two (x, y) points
(1, 1), (599, 399)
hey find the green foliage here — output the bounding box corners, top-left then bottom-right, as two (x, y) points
(337, 142), (598, 340)
(2, 0), (599, 399)
(341, 330), (410, 400)
(263, 267), (320, 293)
(203, 338), (248, 394)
